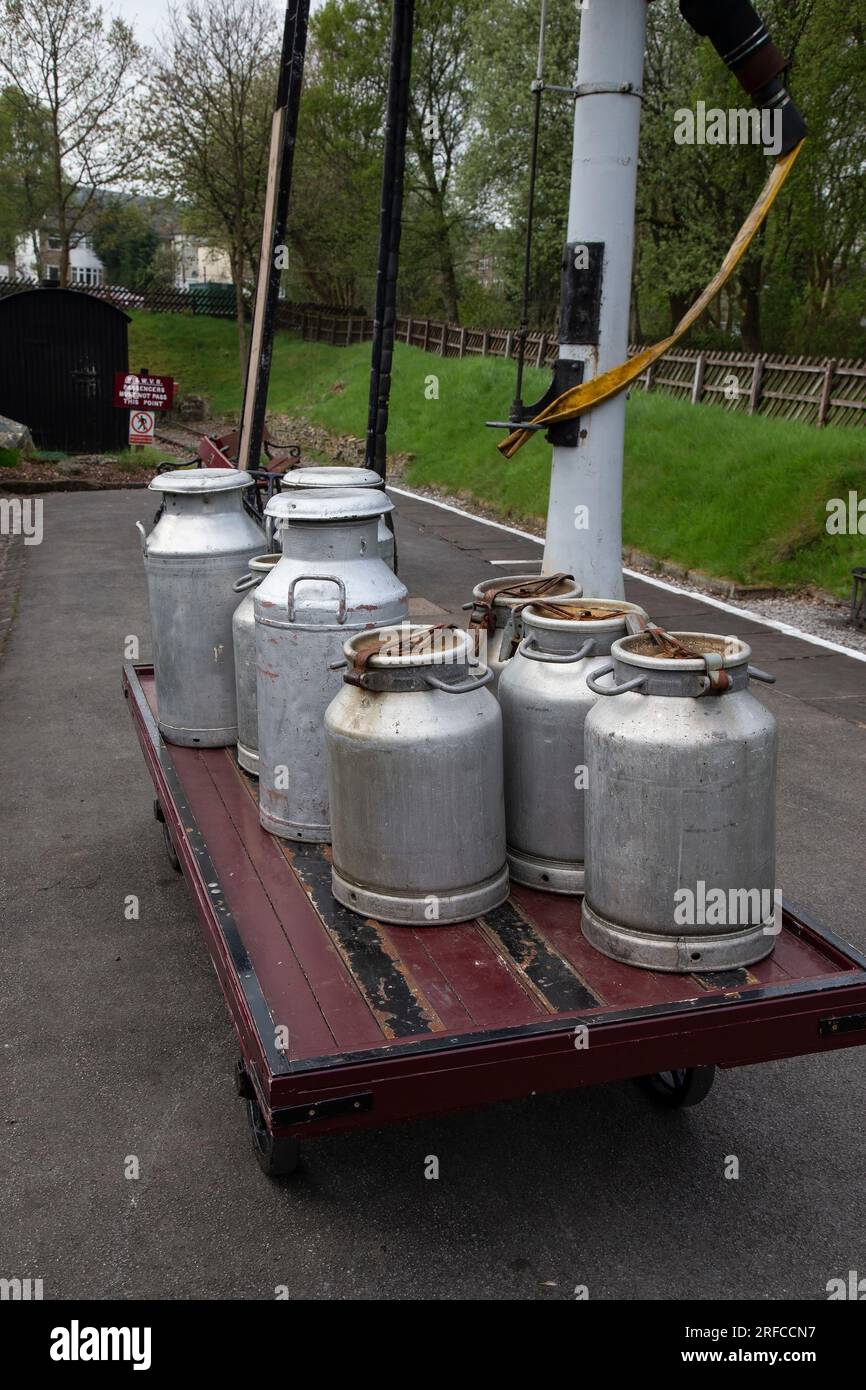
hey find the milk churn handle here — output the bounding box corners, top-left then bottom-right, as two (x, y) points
(747, 665), (776, 684)
(585, 662), (646, 696)
(423, 663), (494, 694)
(517, 635), (594, 664)
(232, 571), (260, 593)
(286, 573), (348, 624)
(135, 521), (148, 556)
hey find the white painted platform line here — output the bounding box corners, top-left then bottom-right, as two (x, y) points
(388, 484), (866, 667)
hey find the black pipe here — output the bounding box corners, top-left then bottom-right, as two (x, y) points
(365, 0), (415, 491)
(238, 2), (311, 474)
(511, 74), (544, 423)
(680, 0), (807, 153)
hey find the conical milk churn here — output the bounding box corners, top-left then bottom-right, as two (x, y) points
(281, 465), (396, 569)
(138, 468), (264, 746)
(255, 487), (408, 841)
(582, 631), (779, 972)
(466, 573), (582, 690)
(325, 623), (509, 924)
(498, 599), (648, 893)
(231, 553), (281, 775)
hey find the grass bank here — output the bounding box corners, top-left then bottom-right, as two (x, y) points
(130, 311), (866, 595)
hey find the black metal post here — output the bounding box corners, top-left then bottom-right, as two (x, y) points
(365, 0), (415, 484)
(511, 0), (548, 422)
(237, 1), (311, 475)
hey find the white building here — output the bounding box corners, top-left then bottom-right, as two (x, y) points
(1, 217), (233, 292)
(170, 236), (233, 290)
(1, 230), (104, 285)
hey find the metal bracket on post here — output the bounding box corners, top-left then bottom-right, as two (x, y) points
(486, 358), (584, 445)
(545, 360), (584, 448)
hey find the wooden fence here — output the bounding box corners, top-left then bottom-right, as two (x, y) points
(2, 275), (863, 429)
(295, 311), (866, 432)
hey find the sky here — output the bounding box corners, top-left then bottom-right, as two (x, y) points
(111, 0), (326, 48)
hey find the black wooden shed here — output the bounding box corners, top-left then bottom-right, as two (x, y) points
(0, 286), (130, 452)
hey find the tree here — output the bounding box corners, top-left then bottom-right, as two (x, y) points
(404, 0), (478, 323)
(459, 0), (578, 330)
(289, 0), (479, 322)
(89, 197), (159, 291)
(0, 0), (143, 285)
(288, 0), (390, 308)
(637, 0), (866, 354)
(150, 0), (281, 379)
(0, 84), (53, 265)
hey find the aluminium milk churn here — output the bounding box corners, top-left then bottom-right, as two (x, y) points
(582, 630), (779, 973)
(325, 623), (509, 924)
(231, 553), (281, 776)
(466, 573), (582, 690)
(280, 465), (396, 569)
(255, 487), (408, 841)
(497, 599), (648, 894)
(138, 468), (264, 746)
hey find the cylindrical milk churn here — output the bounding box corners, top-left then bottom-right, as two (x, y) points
(231, 552), (281, 776)
(466, 573), (582, 690)
(256, 488), (408, 841)
(138, 468), (264, 746)
(325, 623), (509, 924)
(498, 599), (649, 894)
(582, 631), (779, 972)
(280, 465), (396, 569)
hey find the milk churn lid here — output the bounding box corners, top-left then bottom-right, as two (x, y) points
(524, 598), (647, 633)
(342, 623), (473, 669)
(149, 467), (255, 494)
(612, 630), (751, 670)
(471, 572), (579, 608)
(249, 552), (282, 573)
(280, 466), (382, 489)
(265, 486), (393, 522)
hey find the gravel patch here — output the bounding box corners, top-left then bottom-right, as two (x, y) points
(622, 559), (866, 656)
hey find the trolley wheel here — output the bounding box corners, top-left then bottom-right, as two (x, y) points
(246, 1096), (301, 1178)
(153, 798), (181, 873)
(635, 1065), (716, 1109)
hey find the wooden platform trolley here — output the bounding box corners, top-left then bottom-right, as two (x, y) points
(124, 662), (866, 1177)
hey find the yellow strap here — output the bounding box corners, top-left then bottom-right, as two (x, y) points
(497, 140), (805, 460)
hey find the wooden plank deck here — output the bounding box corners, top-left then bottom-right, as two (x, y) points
(138, 670), (861, 1071)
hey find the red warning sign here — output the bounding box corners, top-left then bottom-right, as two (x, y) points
(129, 410), (155, 446)
(114, 373), (175, 411)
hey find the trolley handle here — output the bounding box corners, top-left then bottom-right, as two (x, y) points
(747, 665), (776, 684)
(585, 661), (647, 696)
(287, 573), (348, 624)
(423, 663), (494, 695)
(517, 635), (594, 664)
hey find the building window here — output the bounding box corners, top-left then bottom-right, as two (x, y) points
(46, 235), (62, 250)
(45, 265), (60, 281)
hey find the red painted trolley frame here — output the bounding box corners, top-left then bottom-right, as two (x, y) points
(124, 661), (866, 1143)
